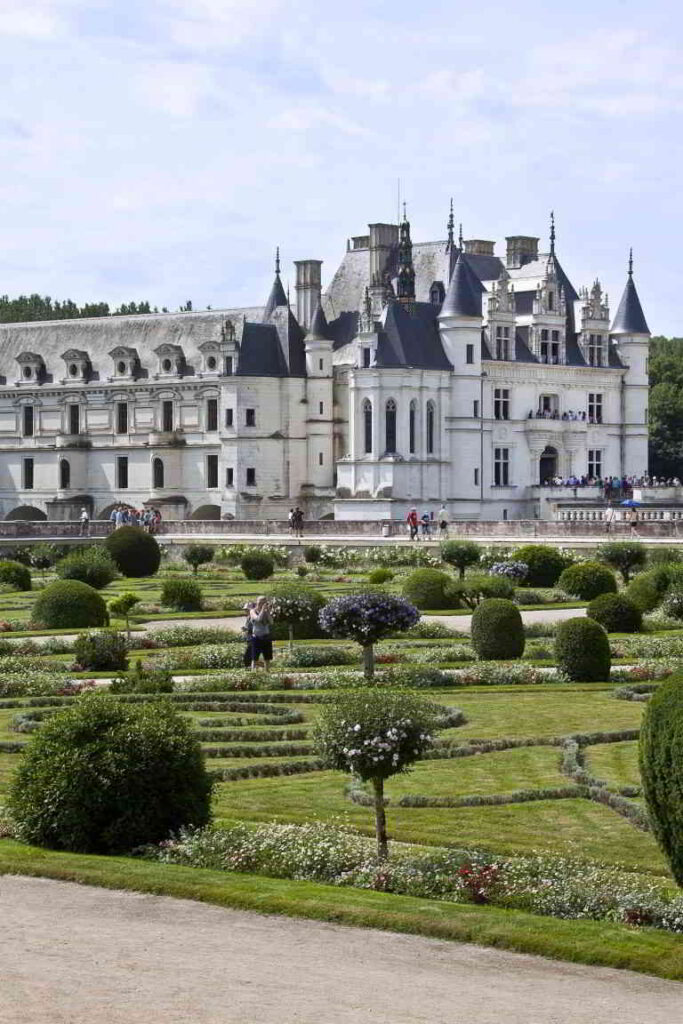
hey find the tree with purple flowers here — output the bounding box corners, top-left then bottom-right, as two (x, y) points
(319, 592), (419, 679)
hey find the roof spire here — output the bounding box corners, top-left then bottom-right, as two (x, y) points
(458, 222), (464, 249)
(550, 211), (556, 256)
(611, 250), (650, 335)
(446, 198), (454, 251)
(275, 246), (281, 276)
(402, 200), (407, 222)
(440, 252), (482, 319)
(396, 205), (415, 304)
(628, 247), (634, 278)
(262, 247), (288, 321)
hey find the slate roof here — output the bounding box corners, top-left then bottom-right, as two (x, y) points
(237, 322), (289, 377)
(262, 273), (288, 322)
(611, 276), (650, 335)
(375, 302), (452, 370)
(440, 254), (482, 318)
(305, 303), (331, 341)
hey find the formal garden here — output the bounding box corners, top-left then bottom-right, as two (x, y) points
(1, 530), (683, 979)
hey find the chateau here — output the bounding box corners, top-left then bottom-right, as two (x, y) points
(0, 209), (650, 522)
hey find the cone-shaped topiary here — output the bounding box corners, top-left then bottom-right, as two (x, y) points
(554, 617), (611, 681)
(557, 561), (617, 601)
(32, 579), (108, 629)
(639, 673), (683, 884)
(470, 598), (525, 660)
(105, 526), (161, 578)
(402, 568), (451, 609)
(586, 592), (642, 633)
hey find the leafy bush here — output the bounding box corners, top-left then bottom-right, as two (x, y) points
(182, 545), (215, 574)
(488, 561), (529, 582)
(105, 526), (161, 578)
(29, 543), (57, 572)
(440, 540), (481, 578)
(74, 630), (129, 670)
(302, 545), (322, 564)
(626, 570), (665, 613)
(160, 577), (202, 611)
(639, 673), (683, 884)
(295, 565), (309, 578)
(648, 547), (683, 567)
(240, 552), (274, 580)
(268, 584), (326, 646)
(8, 695), (211, 853)
(281, 645), (355, 668)
(56, 547), (117, 589)
(368, 567), (394, 584)
(110, 659), (174, 694)
(597, 542), (647, 583)
(586, 593), (642, 634)
(108, 592), (141, 637)
(319, 592), (419, 678)
(216, 544), (289, 567)
(32, 579), (108, 629)
(402, 568), (451, 609)
(514, 545), (568, 587)
(554, 617), (611, 682)
(557, 561), (617, 601)
(445, 574), (514, 609)
(662, 585), (683, 622)
(0, 559), (31, 591)
(470, 599), (525, 661)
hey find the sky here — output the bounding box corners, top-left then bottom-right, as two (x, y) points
(0, 0), (681, 333)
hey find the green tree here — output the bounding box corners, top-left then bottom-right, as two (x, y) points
(182, 545), (215, 575)
(108, 591), (141, 639)
(649, 336), (683, 478)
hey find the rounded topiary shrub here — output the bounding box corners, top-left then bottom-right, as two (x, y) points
(639, 674), (683, 884)
(73, 630), (129, 670)
(104, 526), (161, 578)
(32, 579), (108, 629)
(626, 569), (665, 613)
(302, 545), (322, 564)
(0, 559), (32, 591)
(402, 568), (451, 609)
(56, 546), (117, 590)
(554, 617), (611, 682)
(368, 567), (394, 584)
(8, 694), (212, 854)
(470, 598), (525, 661)
(514, 545), (567, 587)
(160, 577), (202, 611)
(557, 561), (617, 601)
(586, 593), (642, 634)
(240, 552), (274, 580)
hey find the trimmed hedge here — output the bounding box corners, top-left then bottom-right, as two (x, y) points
(368, 567), (394, 584)
(586, 593), (642, 634)
(639, 674), (683, 883)
(240, 552), (275, 580)
(514, 545), (567, 587)
(626, 564), (683, 613)
(445, 574), (514, 609)
(105, 527), (161, 578)
(402, 568), (451, 609)
(470, 599), (525, 661)
(56, 547), (117, 590)
(32, 579), (108, 629)
(161, 577), (202, 611)
(557, 561), (618, 601)
(0, 559), (32, 591)
(554, 617), (611, 682)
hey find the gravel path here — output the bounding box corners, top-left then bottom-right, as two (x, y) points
(1, 876), (680, 1024)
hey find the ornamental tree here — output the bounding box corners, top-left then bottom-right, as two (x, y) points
(268, 583), (326, 651)
(182, 544), (215, 575)
(597, 542), (647, 583)
(440, 540), (481, 579)
(313, 687), (439, 859)
(108, 591), (141, 639)
(319, 592), (419, 679)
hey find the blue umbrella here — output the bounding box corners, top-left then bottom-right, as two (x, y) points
(621, 499), (641, 507)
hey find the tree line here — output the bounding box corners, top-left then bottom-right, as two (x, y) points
(0, 295), (196, 322)
(649, 336), (683, 478)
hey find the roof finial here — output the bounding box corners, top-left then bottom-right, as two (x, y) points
(402, 200), (407, 222)
(550, 210), (556, 256)
(628, 247), (634, 278)
(275, 246), (281, 276)
(458, 222), (464, 249)
(446, 198), (454, 251)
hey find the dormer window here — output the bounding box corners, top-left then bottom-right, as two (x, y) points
(198, 337), (232, 376)
(60, 349), (91, 383)
(16, 352), (45, 385)
(153, 344), (184, 377)
(109, 346), (139, 380)
(429, 281), (445, 305)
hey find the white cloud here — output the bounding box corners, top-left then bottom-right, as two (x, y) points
(162, 0), (286, 50)
(0, 0), (63, 37)
(135, 60), (221, 116)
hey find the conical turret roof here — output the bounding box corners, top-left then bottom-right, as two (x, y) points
(439, 252), (482, 318)
(611, 261), (649, 335)
(305, 302), (331, 341)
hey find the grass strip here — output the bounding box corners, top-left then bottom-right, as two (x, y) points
(0, 840), (681, 981)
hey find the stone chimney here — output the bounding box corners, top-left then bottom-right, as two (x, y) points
(505, 236), (539, 269)
(294, 260), (323, 331)
(463, 239), (495, 256)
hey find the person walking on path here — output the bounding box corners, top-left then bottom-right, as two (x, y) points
(420, 511), (431, 539)
(241, 601), (255, 669)
(604, 502), (615, 535)
(438, 504), (448, 539)
(79, 507), (90, 537)
(629, 505), (639, 536)
(406, 507), (419, 541)
(249, 596), (273, 671)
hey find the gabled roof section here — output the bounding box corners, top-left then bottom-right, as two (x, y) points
(305, 303), (331, 342)
(270, 306), (307, 376)
(611, 273), (650, 335)
(375, 302), (452, 370)
(440, 253), (482, 318)
(237, 323), (289, 377)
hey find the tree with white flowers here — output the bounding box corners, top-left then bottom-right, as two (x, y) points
(319, 592), (419, 679)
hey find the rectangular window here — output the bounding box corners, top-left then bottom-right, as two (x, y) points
(207, 398), (218, 432)
(319, 358), (324, 371)
(588, 334), (603, 367)
(318, 451), (324, 466)
(22, 406), (34, 438)
(117, 456), (128, 490)
(23, 457), (34, 490)
(225, 356), (233, 376)
(226, 467), (234, 487)
(162, 400), (173, 433)
(474, 467), (479, 486)
(207, 454), (218, 488)
(116, 402), (128, 434)
(319, 401), (324, 415)
(466, 344), (474, 365)
(69, 404), (80, 435)
(494, 388), (510, 421)
(245, 408), (256, 427)
(225, 408), (234, 427)
(409, 404), (416, 453)
(588, 449), (602, 479)
(246, 467), (256, 486)
(362, 347), (371, 368)
(495, 326), (510, 361)
(588, 393), (603, 424)
(473, 399), (479, 418)
(494, 447), (510, 486)
(503, 508), (508, 521)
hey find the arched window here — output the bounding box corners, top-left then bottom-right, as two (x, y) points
(152, 457), (164, 489)
(426, 401), (436, 455)
(59, 458), (70, 490)
(385, 399), (397, 453)
(409, 400), (417, 454)
(362, 399), (372, 455)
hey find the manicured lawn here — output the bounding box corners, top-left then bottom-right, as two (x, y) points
(585, 741), (642, 790)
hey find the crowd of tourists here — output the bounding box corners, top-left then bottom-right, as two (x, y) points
(541, 474), (682, 494)
(287, 507), (305, 537)
(109, 504), (162, 533)
(405, 505), (449, 541)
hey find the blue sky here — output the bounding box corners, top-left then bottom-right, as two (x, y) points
(0, 0), (680, 332)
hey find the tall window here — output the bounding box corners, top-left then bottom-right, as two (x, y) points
(152, 457), (164, 489)
(362, 347), (371, 368)
(466, 344), (474, 365)
(318, 451), (324, 466)
(474, 467), (479, 486)
(494, 447), (509, 486)
(409, 400), (416, 454)
(207, 454), (218, 488)
(117, 456), (128, 490)
(473, 399), (479, 418)
(226, 467), (234, 487)
(22, 406), (34, 438)
(246, 467), (256, 486)
(69, 404), (80, 435)
(588, 449), (602, 478)
(495, 326), (510, 360)
(116, 402), (128, 434)
(162, 400), (174, 432)
(588, 393), (603, 424)
(426, 401), (435, 455)
(245, 408), (256, 427)
(385, 399), (397, 453)
(225, 408), (234, 427)
(23, 457), (34, 490)
(59, 458), (70, 489)
(225, 356), (233, 375)
(588, 334), (603, 367)
(363, 399), (372, 454)
(494, 388), (510, 421)
(206, 398), (218, 431)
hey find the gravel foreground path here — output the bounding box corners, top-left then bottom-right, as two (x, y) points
(1, 877), (680, 1024)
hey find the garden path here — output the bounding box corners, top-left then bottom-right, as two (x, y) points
(1, 876), (679, 1024)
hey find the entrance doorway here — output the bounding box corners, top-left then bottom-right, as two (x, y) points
(539, 446), (558, 484)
